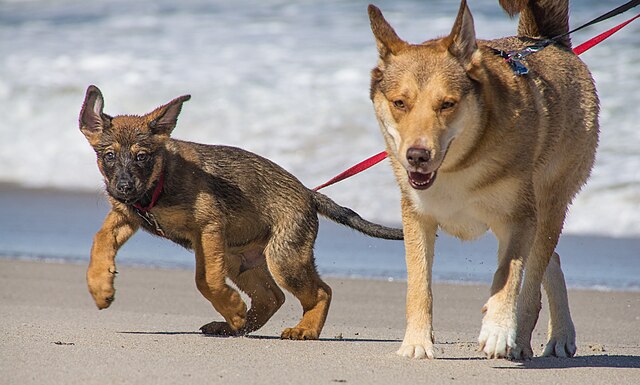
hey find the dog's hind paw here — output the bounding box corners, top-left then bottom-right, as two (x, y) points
(200, 321), (243, 337)
(396, 343), (436, 359)
(543, 334), (576, 357)
(280, 327), (319, 340)
(509, 343), (534, 361)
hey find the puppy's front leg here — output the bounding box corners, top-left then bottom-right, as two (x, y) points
(87, 209), (138, 309)
(398, 197), (438, 359)
(479, 216), (536, 358)
(195, 230), (247, 332)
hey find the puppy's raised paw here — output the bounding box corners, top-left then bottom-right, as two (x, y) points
(87, 266), (116, 309)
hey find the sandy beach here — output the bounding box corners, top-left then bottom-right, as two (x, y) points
(1, 258), (638, 385)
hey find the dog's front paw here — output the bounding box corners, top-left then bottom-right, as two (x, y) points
(478, 308), (516, 359)
(397, 329), (436, 359)
(87, 265), (117, 309)
(397, 342), (436, 359)
(543, 328), (576, 357)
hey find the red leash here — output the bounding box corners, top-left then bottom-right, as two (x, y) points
(572, 13), (640, 55)
(313, 151), (388, 191)
(314, 12), (639, 191)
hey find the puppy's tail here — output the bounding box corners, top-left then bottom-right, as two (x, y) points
(312, 191), (403, 240)
(499, 0), (571, 48)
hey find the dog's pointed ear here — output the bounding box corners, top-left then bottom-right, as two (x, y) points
(368, 4), (408, 59)
(447, 0), (477, 66)
(147, 95), (191, 136)
(79, 85), (109, 145)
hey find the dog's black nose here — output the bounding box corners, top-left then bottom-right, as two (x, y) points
(116, 180), (135, 194)
(406, 147), (431, 168)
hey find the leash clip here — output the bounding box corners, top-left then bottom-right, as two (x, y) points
(491, 40), (553, 76)
(134, 208), (166, 237)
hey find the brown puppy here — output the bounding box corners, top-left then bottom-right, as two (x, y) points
(79, 85), (402, 340)
(368, 0), (598, 359)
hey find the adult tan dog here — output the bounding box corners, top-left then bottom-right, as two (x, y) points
(368, 0), (598, 359)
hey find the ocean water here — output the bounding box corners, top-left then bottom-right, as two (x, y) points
(1, 185), (639, 291)
(0, 1), (638, 289)
(0, 0), (639, 237)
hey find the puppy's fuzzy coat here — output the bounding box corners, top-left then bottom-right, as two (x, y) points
(80, 85), (402, 339)
(368, 0), (598, 359)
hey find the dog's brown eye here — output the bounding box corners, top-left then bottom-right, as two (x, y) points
(136, 153), (149, 162)
(441, 100), (456, 110)
(393, 100), (406, 110)
(104, 152), (115, 162)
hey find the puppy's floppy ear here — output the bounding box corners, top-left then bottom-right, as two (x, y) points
(147, 95), (191, 136)
(446, 0), (478, 67)
(368, 4), (408, 59)
(79, 85), (110, 145)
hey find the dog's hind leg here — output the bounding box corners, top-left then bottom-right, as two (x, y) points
(264, 224), (332, 340)
(513, 196), (575, 359)
(200, 263), (285, 336)
(541, 252), (576, 357)
(235, 264), (287, 334)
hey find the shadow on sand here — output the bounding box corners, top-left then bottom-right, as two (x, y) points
(118, 330), (401, 343)
(491, 354), (640, 369)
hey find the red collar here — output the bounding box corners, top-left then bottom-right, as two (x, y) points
(132, 173), (164, 212)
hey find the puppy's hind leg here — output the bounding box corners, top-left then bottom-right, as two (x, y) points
(200, 263), (285, 336)
(265, 223), (331, 340)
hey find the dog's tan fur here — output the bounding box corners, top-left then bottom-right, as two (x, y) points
(80, 86), (402, 340)
(368, 0), (598, 359)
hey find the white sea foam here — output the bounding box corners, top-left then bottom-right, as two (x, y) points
(0, 0), (638, 236)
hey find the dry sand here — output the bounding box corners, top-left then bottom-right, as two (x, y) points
(1, 258), (639, 384)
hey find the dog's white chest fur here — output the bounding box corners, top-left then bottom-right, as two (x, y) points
(407, 173), (490, 240)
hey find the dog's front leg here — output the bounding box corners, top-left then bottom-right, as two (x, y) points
(398, 197), (438, 359)
(479, 216), (536, 358)
(87, 209), (138, 309)
(195, 230), (247, 332)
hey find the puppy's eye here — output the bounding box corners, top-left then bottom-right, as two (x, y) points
(393, 100), (406, 110)
(136, 152), (149, 162)
(103, 152), (115, 162)
(441, 100), (456, 110)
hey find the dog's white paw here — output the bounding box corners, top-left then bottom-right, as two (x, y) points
(478, 320), (516, 359)
(543, 331), (577, 357)
(396, 342), (436, 359)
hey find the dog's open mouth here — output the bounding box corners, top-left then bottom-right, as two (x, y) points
(408, 171), (437, 190)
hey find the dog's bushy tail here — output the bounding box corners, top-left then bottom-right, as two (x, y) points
(312, 191), (403, 240)
(499, 0), (571, 47)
